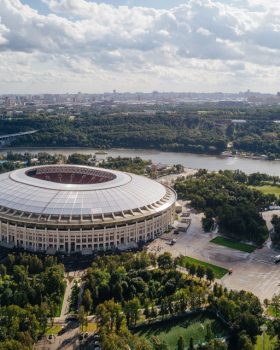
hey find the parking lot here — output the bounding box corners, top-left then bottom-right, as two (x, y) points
(147, 210), (280, 301)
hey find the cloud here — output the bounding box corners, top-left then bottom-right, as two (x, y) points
(0, 0), (279, 93)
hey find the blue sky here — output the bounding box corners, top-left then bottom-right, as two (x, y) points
(0, 0), (279, 94)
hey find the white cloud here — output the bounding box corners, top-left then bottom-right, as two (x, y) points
(0, 0), (279, 93)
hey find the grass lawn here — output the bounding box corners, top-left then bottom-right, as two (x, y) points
(210, 236), (256, 253)
(250, 185), (280, 198)
(134, 313), (227, 349)
(85, 322), (98, 333)
(45, 325), (62, 335)
(255, 334), (278, 350)
(55, 295), (65, 317)
(180, 256), (228, 279)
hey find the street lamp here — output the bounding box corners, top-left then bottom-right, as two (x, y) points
(260, 324), (268, 350)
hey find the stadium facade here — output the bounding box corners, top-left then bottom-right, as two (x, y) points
(0, 165), (176, 254)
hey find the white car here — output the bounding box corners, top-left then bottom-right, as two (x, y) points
(274, 255), (280, 264)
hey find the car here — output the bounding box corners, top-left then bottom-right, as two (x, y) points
(58, 327), (67, 336)
(66, 315), (78, 322)
(47, 334), (55, 343)
(274, 255), (280, 264)
(173, 230), (179, 235)
(94, 340), (101, 348)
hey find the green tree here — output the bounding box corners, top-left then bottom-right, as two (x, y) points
(124, 297), (140, 327)
(157, 253), (173, 270)
(78, 305), (87, 332)
(177, 336), (185, 350)
(189, 337), (194, 350)
(82, 288), (93, 312)
(206, 268), (215, 284)
(196, 265), (206, 280)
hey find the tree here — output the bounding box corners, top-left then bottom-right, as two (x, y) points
(144, 304), (150, 320)
(96, 300), (123, 333)
(205, 323), (213, 342)
(271, 215), (280, 248)
(237, 332), (254, 350)
(177, 336), (185, 350)
(82, 288), (93, 312)
(151, 336), (170, 350)
(271, 293), (280, 317)
(157, 253), (173, 270)
(0, 264), (7, 275)
(189, 337), (194, 350)
(196, 265), (205, 280)
(206, 268), (215, 284)
(124, 297), (140, 327)
(189, 264), (196, 276)
(78, 305), (87, 332)
(205, 339), (227, 350)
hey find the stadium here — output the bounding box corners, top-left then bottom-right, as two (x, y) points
(0, 165), (177, 254)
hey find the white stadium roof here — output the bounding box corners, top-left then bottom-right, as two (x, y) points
(0, 165), (176, 217)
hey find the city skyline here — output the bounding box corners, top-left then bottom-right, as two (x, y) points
(0, 0), (280, 93)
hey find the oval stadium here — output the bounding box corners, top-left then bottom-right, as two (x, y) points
(0, 165), (177, 254)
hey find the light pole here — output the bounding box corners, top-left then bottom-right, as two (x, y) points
(260, 324), (268, 350)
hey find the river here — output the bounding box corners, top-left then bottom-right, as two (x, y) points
(1, 147), (280, 176)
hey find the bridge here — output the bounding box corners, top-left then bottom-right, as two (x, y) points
(0, 130), (37, 146)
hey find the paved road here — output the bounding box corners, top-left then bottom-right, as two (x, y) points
(61, 270), (85, 318)
(35, 321), (80, 350)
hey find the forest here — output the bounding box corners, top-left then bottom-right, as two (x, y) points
(0, 254), (65, 349)
(174, 170), (274, 245)
(2, 105), (280, 157)
(78, 251), (267, 350)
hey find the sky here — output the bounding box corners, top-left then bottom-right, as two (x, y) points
(0, 0), (280, 94)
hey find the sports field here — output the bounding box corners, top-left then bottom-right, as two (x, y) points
(210, 236), (256, 253)
(134, 313), (227, 349)
(254, 333), (278, 350)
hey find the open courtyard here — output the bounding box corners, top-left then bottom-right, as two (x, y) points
(147, 210), (280, 301)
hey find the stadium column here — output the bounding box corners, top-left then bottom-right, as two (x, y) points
(14, 224), (17, 247)
(7, 222), (9, 243)
(103, 227), (106, 251)
(114, 225), (117, 248)
(33, 226), (35, 251)
(145, 220), (147, 241)
(56, 228), (59, 252)
(152, 216), (155, 240)
(24, 225), (27, 250)
(67, 228), (71, 254)
(126, 223), (129, 245)
(45, 227), (47, 251)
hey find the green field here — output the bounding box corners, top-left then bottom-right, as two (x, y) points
(210, 236), (256, 253)
(251, 185), (280, 198)
(180, 256), (228, 279)
(45, 325), (62, 335)
(255, 333), (278, 350)
(134, 313), (227, 349)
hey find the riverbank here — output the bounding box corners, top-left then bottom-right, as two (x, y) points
(2, 146), (280, 162)
(1, 147), (280, 175)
